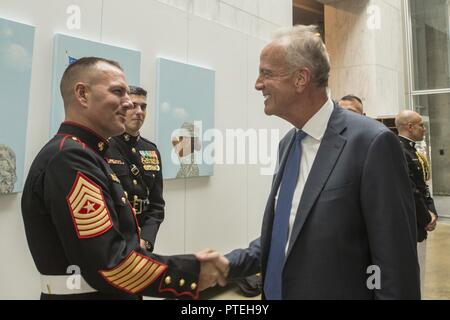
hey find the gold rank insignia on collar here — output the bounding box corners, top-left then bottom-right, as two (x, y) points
(98, 142), (105, 152)
(110, 173), (121, 183)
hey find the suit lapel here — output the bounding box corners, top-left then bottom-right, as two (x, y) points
(286, 105), (347, 258)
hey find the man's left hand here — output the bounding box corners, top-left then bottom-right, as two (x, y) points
(426, 211), (437, 231)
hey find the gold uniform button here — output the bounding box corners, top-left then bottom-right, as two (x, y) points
(152, 174), (155, 178)
(179, 279), (185, 287)
(190, 282), (197, 290)
(165, 276), (172, 285)
(134, 195), (138, 201)
(124, 191), (128, 199)
(71, 137), (78, 141)
(132, 148), (137, 153)
(121, 197), (126, 204)
(133, 180), (138, 185)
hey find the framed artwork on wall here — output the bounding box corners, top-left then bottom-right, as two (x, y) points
(155, 58), (215, 179)
(50, 33), (141, 136)
(0, 17), (35, 194)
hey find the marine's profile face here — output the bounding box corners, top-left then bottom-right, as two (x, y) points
(0, 145), (17, 194)
(124, 94), (147, 135)
(84, 62), (133, 139)
(409, 114), (425, 142)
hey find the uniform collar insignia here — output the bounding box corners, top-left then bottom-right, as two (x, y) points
(58, 122), (109, 156)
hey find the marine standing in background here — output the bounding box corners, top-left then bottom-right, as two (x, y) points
(107, 86), (164, 252)
(396, 110), (438, 291)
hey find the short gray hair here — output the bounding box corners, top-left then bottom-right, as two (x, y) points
(273, 25), (330, 87)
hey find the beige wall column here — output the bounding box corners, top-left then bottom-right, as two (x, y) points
(325, 0), (405, 117)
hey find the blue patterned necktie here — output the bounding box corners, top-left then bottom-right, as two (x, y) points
(264, 130), (307, 300)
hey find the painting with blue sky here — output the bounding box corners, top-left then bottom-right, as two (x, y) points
(156, 58), (215, 179)
(0, 17), (35, 194)
(50, 34), (141, 136)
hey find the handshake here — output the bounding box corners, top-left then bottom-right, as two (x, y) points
(195, 249), (230, 291)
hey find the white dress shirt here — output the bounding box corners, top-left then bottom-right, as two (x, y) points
(276, 98), (334, 252)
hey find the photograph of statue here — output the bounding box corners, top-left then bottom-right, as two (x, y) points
(0, 17), (34, 194)
(155, 58), (214, 179)
(172, 122), (202, 178)
(0, 145), (17, 194)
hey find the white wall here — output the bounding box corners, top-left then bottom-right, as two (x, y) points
(0, 0), (292, 299)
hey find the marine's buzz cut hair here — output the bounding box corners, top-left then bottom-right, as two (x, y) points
(128, 85), (147, 97)
(60, 56), (123, 106)
(273, 24), (330, 88)
(340, 94), (363, 106)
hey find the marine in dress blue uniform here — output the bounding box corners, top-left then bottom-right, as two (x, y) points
(106, 86), (165, 252)
(21, 58), (202, 299)
(107, 133), (164, 252)
(398, 135), (437, 242)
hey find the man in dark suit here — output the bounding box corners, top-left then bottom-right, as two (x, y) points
(222, 25), (420, 299)
(395, 110), (438, 290)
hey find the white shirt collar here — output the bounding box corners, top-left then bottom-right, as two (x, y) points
(298, 98), (334, 141)
(399, 135), (415, 143)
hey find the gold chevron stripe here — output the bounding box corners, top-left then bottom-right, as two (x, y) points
(100, 252), (167, 294)
(128, 265), (166, 294)
(68, 172), (112, 239)
(117, 260), (152, 287)
(75, 209), (108, 225)
(126, 263), (160, 292)
(79, 220), (112, 237)
(72, 186), (103, 209)
(103, 252), (140, 278)
(77, 213), (111, 230)
(109, 255), (144, 282)
(69, 176), (101, 203)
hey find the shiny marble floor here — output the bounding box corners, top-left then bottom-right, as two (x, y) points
(423, 218), (450, 299)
